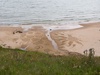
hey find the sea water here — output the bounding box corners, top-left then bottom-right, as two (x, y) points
(0, 0), (100, 26)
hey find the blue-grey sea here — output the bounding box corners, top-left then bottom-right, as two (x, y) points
(0, 0), (100, 25)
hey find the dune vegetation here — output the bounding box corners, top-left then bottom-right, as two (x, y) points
(0, 47), (100, 75)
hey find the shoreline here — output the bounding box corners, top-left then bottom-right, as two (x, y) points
(0, 21), (100, 31)
(0, 22), (100, 56)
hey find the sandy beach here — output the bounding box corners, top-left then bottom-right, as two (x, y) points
(0, 26), (68, 56)
(0, 22), (100, 56)
(51, 22), (100, 56)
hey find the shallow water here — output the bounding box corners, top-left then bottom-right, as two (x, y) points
(46, 30), (58, 50)
(0, 0), (100, 25)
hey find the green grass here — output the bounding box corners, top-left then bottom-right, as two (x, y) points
(0, 47), (100, 75)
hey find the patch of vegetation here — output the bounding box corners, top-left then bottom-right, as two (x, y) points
(0, 47), (100, 75)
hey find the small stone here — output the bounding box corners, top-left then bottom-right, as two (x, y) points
(50, 29), (52, 31)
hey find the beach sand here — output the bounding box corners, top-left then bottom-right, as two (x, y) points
(0, 26), (68, 56)
(0, 22), (100, 56)
(51, 22), (100, 56)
